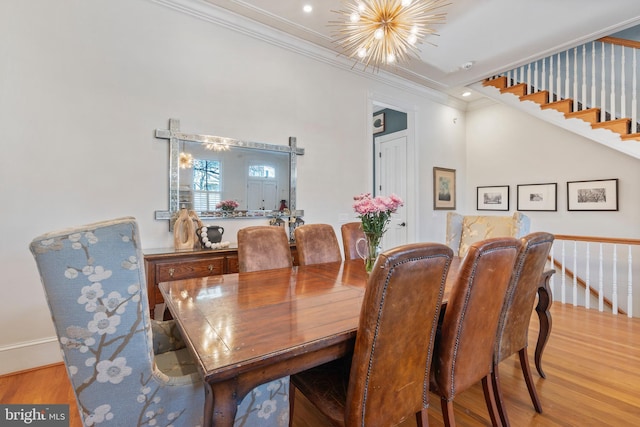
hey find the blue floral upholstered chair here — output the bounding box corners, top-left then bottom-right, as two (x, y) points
(30, 217), (289, 427)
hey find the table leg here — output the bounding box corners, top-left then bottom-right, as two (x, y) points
(535, 269), (555, 379)
(204, 382), (240, 427)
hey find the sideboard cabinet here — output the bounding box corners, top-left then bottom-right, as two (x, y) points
(144, 245), (298, 318)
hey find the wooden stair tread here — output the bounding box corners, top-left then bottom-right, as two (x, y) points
(492, 78), (637, 146)
(483, 76), (507, 89)
(520, 90), (549, 105)
(621, 133), (640, 141)
(591, 118), (631, 135)
(541, 98), (574, 114)
(565, 108), (601, 124)
(500, 83), (527, 97)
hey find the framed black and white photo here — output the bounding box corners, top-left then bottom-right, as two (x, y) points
(567, 179), (618, 211)
(433, 167), (456, 210)
(477, 185), (509, 211)
(373, 112), (385, 134)
(517, 183), (557, 211)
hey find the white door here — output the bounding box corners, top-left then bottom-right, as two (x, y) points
(375, 131), (408, 250)
(247, 180), (262, 210)
(262, 181), (277, 210)
(247, 180), (278, 210)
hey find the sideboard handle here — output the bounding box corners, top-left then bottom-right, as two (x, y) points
(208, 264), (214, 272)
(168, 268), (175, 277)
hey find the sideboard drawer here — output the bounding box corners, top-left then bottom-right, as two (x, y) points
(156, 257), (225, 282)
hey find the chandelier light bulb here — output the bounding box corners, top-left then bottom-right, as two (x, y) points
(357, 1), (365, 12)
(402, 0), (413, 6)
(374, 28), (384, 39)
(350, 12), (360, 23)
(357, 47), (368, 58)
(408, 34), (417, 45)
(387, 53), (396, 63)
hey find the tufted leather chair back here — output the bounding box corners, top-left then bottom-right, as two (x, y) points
(495, 232), (554, 362)
(237, 226), (293, 273)
(341, 222), (365, 261)
(345, 243), (453, 426)
(294, 224), (342, 266)
(432, 237), (520, 401)
(491, 232), (554, 425)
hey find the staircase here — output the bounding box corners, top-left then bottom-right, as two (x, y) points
(471, 36), (640, 159)
(483, 75), (640, 141)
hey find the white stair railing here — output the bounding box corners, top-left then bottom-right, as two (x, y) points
(551, 235), (639, 318)
(495, 37), (639, 134)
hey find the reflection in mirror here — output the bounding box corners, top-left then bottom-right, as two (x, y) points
(179, 142), (290, 213)
(154, 119), (304, 227)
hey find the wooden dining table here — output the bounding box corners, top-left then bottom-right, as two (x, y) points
(159, 258), (554, 427)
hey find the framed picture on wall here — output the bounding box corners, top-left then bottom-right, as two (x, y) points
(433, 167), (456, 210)
(373, 112), (385, 134)
(517, 183), (557, 211)
(567, 178), (618, 211)
(477, 185), (509, 211)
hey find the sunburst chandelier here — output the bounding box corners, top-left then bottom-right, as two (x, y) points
(204, 137), (231, 152)
(333, 0), (449, 69)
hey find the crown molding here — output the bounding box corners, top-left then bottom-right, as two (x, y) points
(150, 0), (461, 109)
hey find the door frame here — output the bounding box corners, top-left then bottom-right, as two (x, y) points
(368, 94), (417, 244)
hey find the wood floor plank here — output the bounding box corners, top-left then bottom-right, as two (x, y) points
(2, 304), (640, 426)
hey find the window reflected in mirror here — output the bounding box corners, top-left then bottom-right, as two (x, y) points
(192, 159), (221, 211)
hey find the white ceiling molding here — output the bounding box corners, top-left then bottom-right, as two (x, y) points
(151, 0), (464, 109)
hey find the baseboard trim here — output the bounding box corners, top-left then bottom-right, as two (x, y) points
(0, 337), (62, 376)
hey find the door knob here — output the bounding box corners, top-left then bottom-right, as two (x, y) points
(400, 222), (406, 227)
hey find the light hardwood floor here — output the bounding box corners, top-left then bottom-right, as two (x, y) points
(2, 304), (639, 426)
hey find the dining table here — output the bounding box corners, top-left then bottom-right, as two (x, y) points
(159, 257), (554, 427)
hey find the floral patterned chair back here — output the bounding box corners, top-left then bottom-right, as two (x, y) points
(446, 212), (530, 258)
(30, 217), (289, 427)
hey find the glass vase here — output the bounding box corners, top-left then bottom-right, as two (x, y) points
(361, 231), (382, 274)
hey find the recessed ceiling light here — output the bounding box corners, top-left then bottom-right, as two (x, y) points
(303, 5), (313, 13)
(461, 91), (472, 97)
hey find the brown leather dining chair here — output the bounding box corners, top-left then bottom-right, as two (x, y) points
(430, 237), (521, 427)
(290, 242), (454, 427)
(492, 232), (555, 427)
(237, 225), (293, 272)
(294, 223), (342, 266)
(341, 222), (365, 260)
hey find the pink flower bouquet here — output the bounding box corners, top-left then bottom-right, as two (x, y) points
(216, 200), (239, 211)
(353, 192), (404, 272)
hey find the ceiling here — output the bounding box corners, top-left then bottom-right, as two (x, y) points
(202, 0), (640, 101)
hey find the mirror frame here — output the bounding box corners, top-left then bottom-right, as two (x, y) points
(154, 118), (304, 228)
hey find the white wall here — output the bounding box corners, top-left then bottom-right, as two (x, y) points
(0, 0), (465, 374)
(466, 102), (640, 238)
